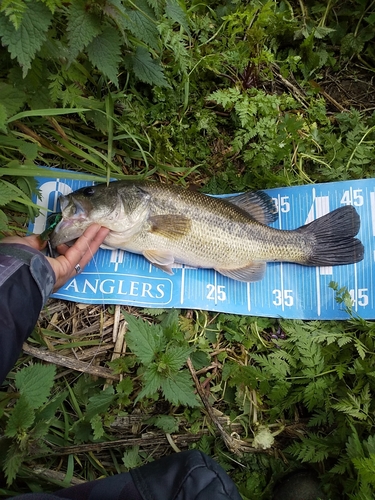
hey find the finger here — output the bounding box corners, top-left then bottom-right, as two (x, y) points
(63, 225), (109, 267)
(55, 242), (71, 256)
(78, 227), (110, 268)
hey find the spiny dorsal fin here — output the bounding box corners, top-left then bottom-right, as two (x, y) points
(225, 191), (278, 225)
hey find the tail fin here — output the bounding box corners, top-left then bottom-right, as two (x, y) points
(298, 205), (364, 266)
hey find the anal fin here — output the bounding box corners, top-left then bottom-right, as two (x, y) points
(215, 261), (266, 282)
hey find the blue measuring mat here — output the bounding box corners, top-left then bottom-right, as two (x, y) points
(29, 174), (375, 320)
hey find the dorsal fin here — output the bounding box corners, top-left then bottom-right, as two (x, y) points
(225, 191), (278, 225)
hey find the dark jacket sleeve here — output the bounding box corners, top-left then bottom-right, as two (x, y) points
(6, 450), (241, 500)
(0, 244), (55, 384)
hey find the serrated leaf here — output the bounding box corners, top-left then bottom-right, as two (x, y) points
(87, 27), (121, 87)
(85, 386), (116, 420)
(1, 0), (28, 30)
(5, 396), (35, 437)
(0, 82), (26, 117)
(19, 141), (38, 160)
(122, 446), (142, 470)
(162, 345), (192, 371)
(161, 370), (199, 407)
(121, 7), (159, 50)
(341, 33), (365, 56)
(146, 0), (164, 17)
(314, 26), (335, 39)
(136, 363), (163, 401)
(0, 3), (52, 77)
(0, 103), (7, 133)
(4, 442), (24, 486)
(352, 455), (375, 485)
(117, 377), (133, 395)
(0, 209), (8, 230)
(165, 0), (189, 32)
(131, 46), (170, 88)
(36, 390), (68, 422)
(15, 364), (56, 410)
(190, 350), (210, 370)
(152, 414), (179, 433)
(124, 312), (165, 364)
(90, 414), (105, 440)
(67, 0), (102, 61)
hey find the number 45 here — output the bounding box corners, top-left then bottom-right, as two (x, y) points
(341, 189), (363, 206)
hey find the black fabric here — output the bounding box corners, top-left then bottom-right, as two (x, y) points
(13, 472), (142, 500)
(0, 260), (43, 383)
(7, 451), (241, 500)
(131, 450), (242, 500)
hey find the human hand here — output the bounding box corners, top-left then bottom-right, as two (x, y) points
(1, 224), (109, 291)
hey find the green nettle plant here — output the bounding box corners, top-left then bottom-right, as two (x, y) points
(1, 0), (375, 498)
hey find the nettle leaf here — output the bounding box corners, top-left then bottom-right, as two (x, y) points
(85, 386), (116, 421)
(162, 345), (192, 372)
(90, 413), (105, 440)
(151, 414), (179, 433)
(0, 2), (52, 77)
(147, 0), (164, 17)
(4, 442), (24, 486)
(0, 104), (7, 133)
(5, 396), (35, 437)
(0, 209), (8, 231)
(137, 363), (163, 400)
(130, 46), (170, 88)
(19, 141), (38, 160)
(67, 0), (102, 61)
(15, 364), (56, 410)
(314, 26), (335, 39)
(122, 8), (159, 50)
(0, 82), (26, 117)
(165, 0), (189, 32)
(124, 312), (165, 364)
(122, 446), (143, 470)
(161, 371), (199, 407)
(87, 27), (122, 87)
(37, 390), (69, 422)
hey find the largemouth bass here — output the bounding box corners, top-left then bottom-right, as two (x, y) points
(50, 181), (364, 282)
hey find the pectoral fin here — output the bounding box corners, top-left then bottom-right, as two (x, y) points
(149, 215), (191, 239)
(143, 249), (175, 275)
(215, 262), (266, 282)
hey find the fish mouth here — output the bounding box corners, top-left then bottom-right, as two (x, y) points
(50, 216), (90, 247)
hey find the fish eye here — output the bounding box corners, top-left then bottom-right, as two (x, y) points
(82, 186), (95, 197)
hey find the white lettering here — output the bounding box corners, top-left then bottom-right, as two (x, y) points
(65, 279), (79, 292)
(129, 281), (139, 296)
(99, 279), (115, 294)
(82, 279), (99, 294)
(117, 280), (128, 295)
(156, 284), (165, 298)
(141, 282), (154, 297)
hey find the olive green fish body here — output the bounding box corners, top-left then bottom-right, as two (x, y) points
(50, 181), (364, 282)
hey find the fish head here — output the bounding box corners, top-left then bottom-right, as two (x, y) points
(50, 182), (151, 248)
